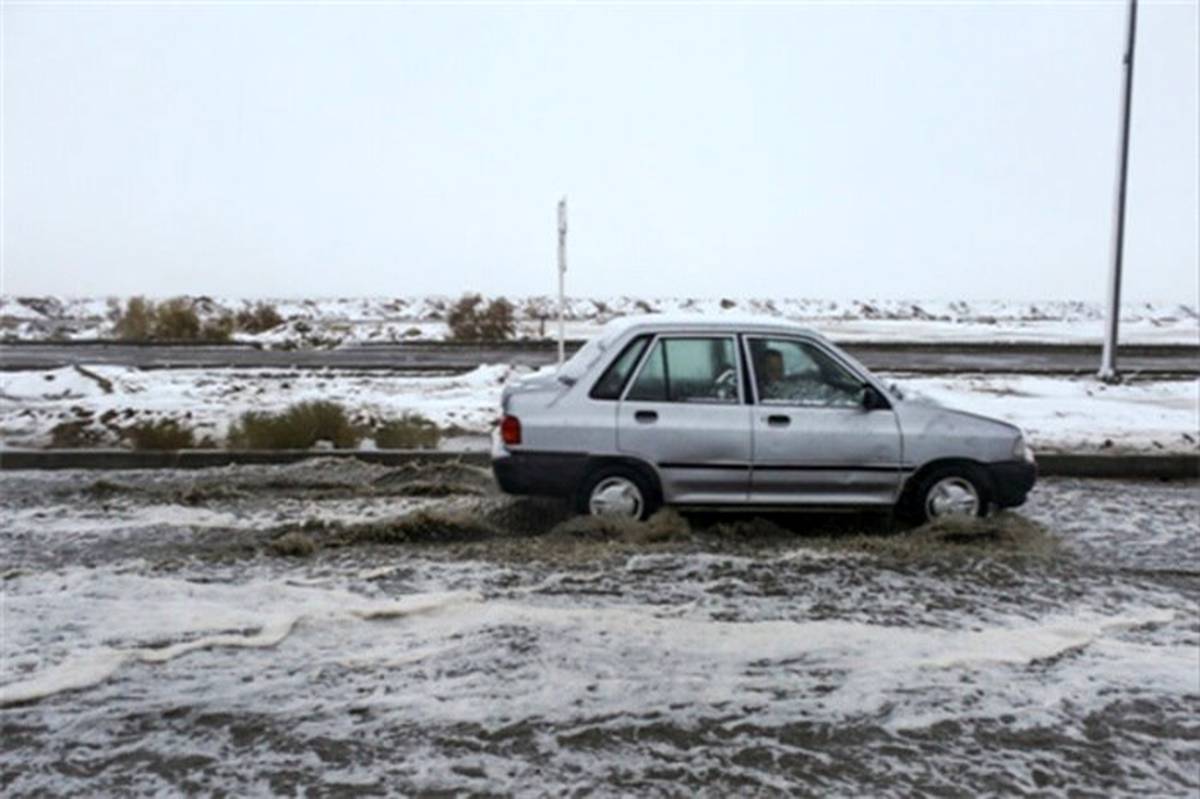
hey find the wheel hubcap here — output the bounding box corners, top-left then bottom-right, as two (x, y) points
(588, 477), (643, 518)
(926, 477), (980, 518)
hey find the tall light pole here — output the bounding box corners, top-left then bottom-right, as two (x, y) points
(1099, 0), (1139, 383)
(557, 197), (568, 366)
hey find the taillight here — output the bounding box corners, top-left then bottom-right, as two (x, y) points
(500, 415), (521, 446)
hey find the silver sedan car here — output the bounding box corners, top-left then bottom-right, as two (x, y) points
(492, 316), (1036, 522)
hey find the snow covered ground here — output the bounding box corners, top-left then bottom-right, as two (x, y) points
(2, 364), (1195, 454)
(0, 365), (514, 450)
(2, 295), (1196, 346)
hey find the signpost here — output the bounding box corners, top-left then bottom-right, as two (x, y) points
(557, 197), (567, 366)
(1099, 0), (1139, 383)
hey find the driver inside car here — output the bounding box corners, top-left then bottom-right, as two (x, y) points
(758, 348), (793, 400)
(757, 345), (860, 406)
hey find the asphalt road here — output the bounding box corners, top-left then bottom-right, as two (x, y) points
(1, 340), (1197, 375)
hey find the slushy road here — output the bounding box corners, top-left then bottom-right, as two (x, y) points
(3, 341), (1197, 375)
(1, 461), (1196, 796)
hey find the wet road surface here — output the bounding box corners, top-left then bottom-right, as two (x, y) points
(1, 461), (1197, 796)
(4, 341), (1198, 375)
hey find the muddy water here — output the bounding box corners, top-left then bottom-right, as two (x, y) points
(1, 460), (1197, 796)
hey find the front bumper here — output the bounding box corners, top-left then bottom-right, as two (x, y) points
(985, 460), (1038, 507)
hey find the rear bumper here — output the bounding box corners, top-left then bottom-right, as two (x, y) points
(985, 460), (1038, 508)
(492, 450), (589, 498)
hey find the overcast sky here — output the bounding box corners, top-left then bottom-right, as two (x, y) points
(2, 1), (1197, 302)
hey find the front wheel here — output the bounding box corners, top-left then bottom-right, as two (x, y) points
(576, 466), (660, 521)
(905, 465), (992, 524)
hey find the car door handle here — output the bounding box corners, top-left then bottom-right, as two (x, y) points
(634, 410), (658, 423)
(766, 414), (791, 427)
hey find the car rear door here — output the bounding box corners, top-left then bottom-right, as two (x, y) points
(745, 335), (903, 506)
(617, 335), (752, 504)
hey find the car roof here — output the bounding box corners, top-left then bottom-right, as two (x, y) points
(597, 313), (822, 341)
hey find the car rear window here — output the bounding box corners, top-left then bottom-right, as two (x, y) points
(589, 335), (650, 400)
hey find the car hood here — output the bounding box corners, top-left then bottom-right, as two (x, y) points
(893, 394), (1023, 439)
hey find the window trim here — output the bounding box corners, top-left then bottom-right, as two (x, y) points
(619, 333), (744, 406)
(743, 334), (875, 410)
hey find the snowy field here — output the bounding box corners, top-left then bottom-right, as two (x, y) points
(3, 295), (1197, 346)
(1, 364), (1196, 454)
(1, 462), (1196, 795)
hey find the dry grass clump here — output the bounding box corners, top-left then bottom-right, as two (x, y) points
(112, 296), (233, 342)
(227, 401), (360, 450)
(123, 419), (197, 450)
(446, 293), (516, 341)
(373, 413), (441, 450)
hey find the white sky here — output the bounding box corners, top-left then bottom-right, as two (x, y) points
(1, 1), (1197, 303)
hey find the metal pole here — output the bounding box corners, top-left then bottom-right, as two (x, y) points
(1099, 0), (1138, 383)
(557, 197), (567, 366)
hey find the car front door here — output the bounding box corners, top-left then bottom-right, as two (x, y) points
(745, 335), (903, 506)
(617, 335), (752, 504)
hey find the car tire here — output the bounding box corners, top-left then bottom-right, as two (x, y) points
(575, 465), (661, 521)
(904, 464), (992, 524)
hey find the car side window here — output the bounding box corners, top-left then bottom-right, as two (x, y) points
(626, 337), (739, 404)
(748, 337), (864, 407)
(589, 335), (651, 400)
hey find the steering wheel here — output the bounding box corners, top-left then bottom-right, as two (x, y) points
(714, 367), (738, 399)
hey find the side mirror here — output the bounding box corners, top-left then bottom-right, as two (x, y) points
(861, 384), (891, 411)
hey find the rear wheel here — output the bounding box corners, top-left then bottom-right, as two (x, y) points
(576, 465), (660, 521)
(905, 464), (992, 523)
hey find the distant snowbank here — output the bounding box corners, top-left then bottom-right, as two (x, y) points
(2, 295), (1196, 346)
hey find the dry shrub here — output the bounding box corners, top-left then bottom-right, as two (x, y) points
(373, 413), (441, 449)
(49, 421), (106, 448)
(153, 298), (202, 339)
(124, 419), (196, 450)
(446, 294), (516, 341)
(112, 296), (232, 342)
(201, 314), (235, 342)
(236, 303), (284, 333)
(227, 401), (361, 450)
(113, 297), (154, 339)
